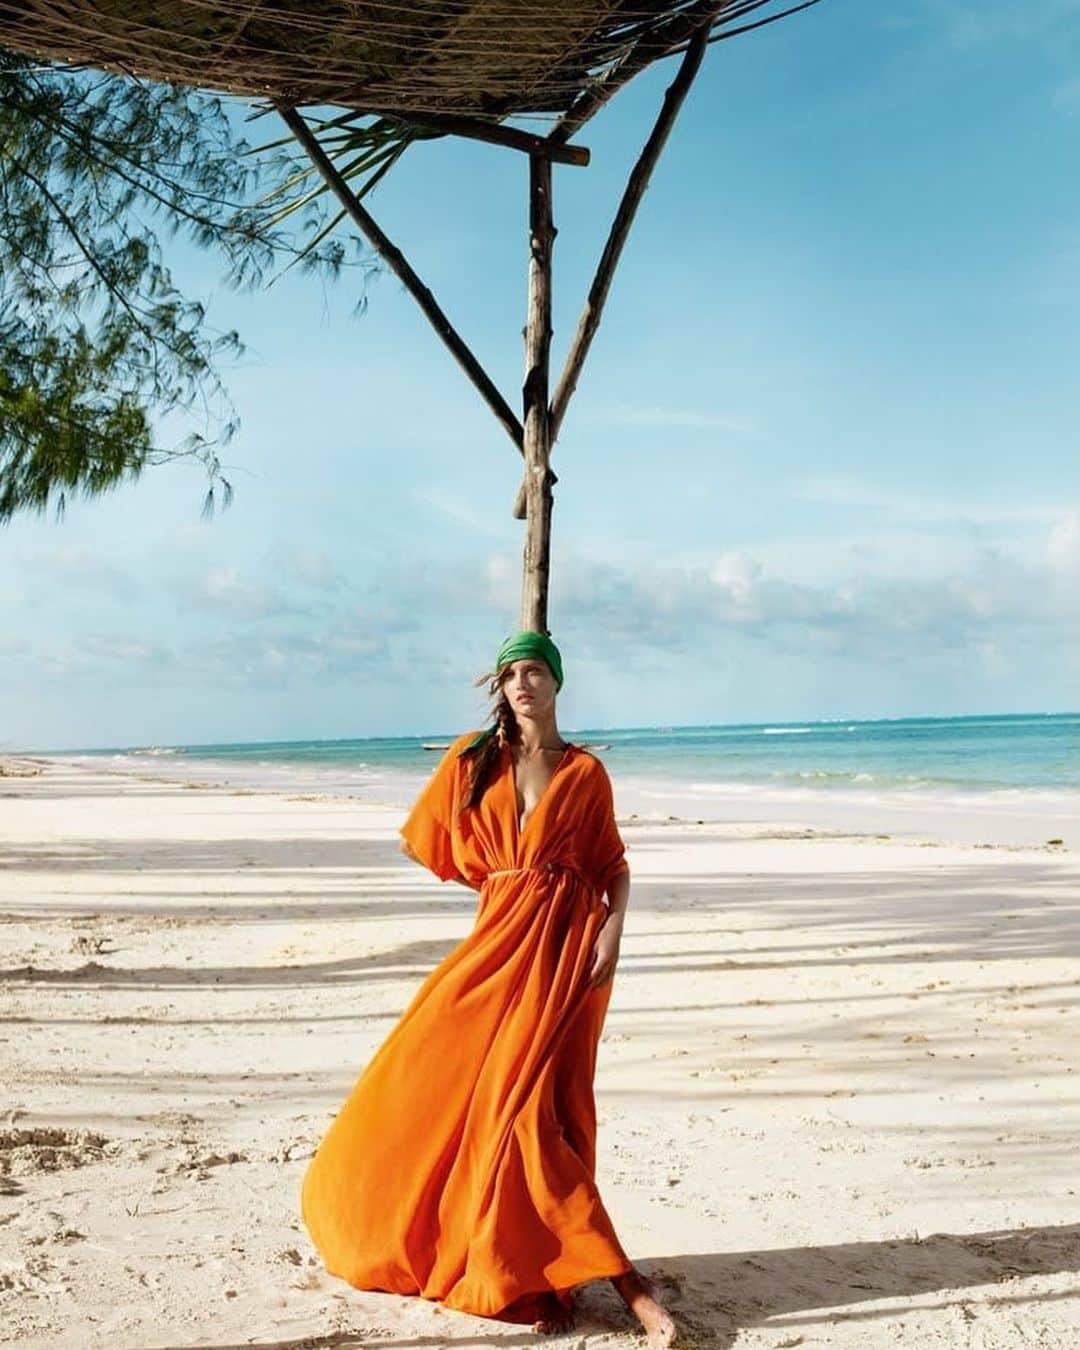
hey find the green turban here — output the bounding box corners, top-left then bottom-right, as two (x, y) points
(460, 630), (564, 756)
(496, 630), (564, 690)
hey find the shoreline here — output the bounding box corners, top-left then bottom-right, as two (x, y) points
(9, 749), (1079, 853)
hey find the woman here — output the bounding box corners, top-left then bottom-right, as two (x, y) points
(301, 630), (676, 1346)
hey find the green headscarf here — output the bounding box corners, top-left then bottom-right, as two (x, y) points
(461, 630), (565, 755)
(496, 629), (564, 690)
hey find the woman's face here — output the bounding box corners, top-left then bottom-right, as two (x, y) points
(500, 657), (558, 720)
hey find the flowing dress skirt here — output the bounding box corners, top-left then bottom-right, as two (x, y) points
(300, 864), (633, 1324)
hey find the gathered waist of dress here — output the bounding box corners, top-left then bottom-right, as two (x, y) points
(481, 859), (601, 899)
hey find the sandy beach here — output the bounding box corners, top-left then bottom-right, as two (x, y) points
(2, 753), (1079, 1349)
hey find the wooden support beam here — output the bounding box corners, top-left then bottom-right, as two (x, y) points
(511, 28), (708, 519)
(369, 108), (590, 166)
(277, 103), (525, 454)
(519, 153), (556, 633)
(550, 30), (708, 444)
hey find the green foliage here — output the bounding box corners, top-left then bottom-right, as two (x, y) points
(250, 110), (431, 274)
(0, 51), (362, 522)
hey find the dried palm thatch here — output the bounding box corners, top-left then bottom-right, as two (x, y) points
(0, 1), (812, 127)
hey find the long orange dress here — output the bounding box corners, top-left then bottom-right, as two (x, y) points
(300, 730), (634, 1324)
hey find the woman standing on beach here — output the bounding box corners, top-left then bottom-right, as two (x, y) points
(301, 630), (676, 1345)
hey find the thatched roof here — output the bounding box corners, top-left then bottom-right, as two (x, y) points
(0, 1), (800, 122)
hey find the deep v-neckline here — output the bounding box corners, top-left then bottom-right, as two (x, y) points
(507, 740), (575, 842)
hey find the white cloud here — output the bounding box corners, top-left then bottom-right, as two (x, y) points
(184, 614), (406, 690)
(549, 527), (1076, 668)
(27, 634), (175, 682)
(709, 551), (763, 607)
(280, 548), (347, 591)
(1047, 511), (1080, 573)
(17, 547), (142, 600)
(11, 516), (1079, 701)
(83, 636), (174, 667)
(174, 567), (309, 621)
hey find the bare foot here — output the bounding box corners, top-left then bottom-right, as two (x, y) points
(611, 1267), (677, 1347)
(532, 1290), (576, 1335)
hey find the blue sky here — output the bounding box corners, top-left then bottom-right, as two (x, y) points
(4, 0), (1080, 750)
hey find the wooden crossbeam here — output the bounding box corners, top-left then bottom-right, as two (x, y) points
(368, 108), (590, 166)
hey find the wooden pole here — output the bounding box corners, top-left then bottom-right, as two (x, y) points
(519, 152), (555, 633)
(278, 103), (525, 455)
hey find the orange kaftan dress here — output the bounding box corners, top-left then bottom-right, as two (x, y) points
(300, 731), (633, 1324)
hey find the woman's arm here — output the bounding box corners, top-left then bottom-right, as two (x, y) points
(586, 867), (629, 987)
(605, 867), (630, 923)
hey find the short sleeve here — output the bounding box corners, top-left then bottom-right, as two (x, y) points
(589, 758), (631, 896)
(399, 735), (469, 882)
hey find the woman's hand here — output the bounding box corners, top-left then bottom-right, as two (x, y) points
(586, 910), (624, 988)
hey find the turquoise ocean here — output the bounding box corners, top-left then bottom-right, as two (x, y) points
(55, 713), (1080, 846)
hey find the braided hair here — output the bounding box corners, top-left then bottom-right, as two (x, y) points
(458, 665), (521, 815)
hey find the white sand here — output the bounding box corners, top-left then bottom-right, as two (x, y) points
(1, 755), (1078, 1348)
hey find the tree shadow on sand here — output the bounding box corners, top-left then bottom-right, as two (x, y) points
(0, 934), (461, 989)
(620, 1222), (1080, 1347)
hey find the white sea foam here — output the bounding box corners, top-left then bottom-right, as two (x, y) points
(617, 771), (1080, 848)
